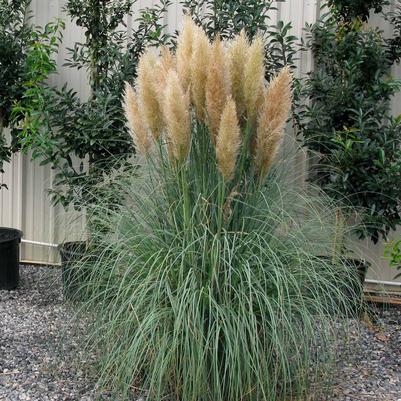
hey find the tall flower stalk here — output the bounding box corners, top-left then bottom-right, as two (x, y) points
(124, 18), (293, 224)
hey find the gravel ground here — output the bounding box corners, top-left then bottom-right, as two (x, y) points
(328, 306), (401, 401)
(0, 265), (113, 401)
(0, 265), (400, 401)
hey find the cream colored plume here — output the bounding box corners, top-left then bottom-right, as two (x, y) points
(216, 97), (241, 181)
(163, 70), (191, 163)
(254, 66), (293, 180)
(123, 82), (152, 156)
(137, 50), (164, 139)
(243, 36), (265, 124)
(176, 16), (197, 92)
(156, 46), (176, 90)
(228, 30), (249, 119)
(206, 36), (231, 143)
(190, 26), (211, 122)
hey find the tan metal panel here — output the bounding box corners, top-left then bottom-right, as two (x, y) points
(0, 132), (23, 230)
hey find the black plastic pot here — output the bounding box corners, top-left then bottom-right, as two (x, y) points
(344, 258), (369, 315)
(345, 258), (369, 286)
(59, 241), (87, 300)
(0, 227), (23, 290)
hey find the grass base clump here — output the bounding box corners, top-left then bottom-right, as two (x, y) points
(78, 163), (359, 401)
(75, 19), (361, 401)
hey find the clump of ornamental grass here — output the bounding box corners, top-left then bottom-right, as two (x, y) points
(75, 18), (360, 401)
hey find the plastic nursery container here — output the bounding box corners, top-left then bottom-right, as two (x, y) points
(0, 227), (23, 290)
(59, 241), (87, 300)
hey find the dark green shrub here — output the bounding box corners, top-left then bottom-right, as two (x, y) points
(16, 0), (170, 207)
(53, 0), (170, 208)
(181, 0), (298, 77)
(327, 0), (389, 21)
(297, 1), (401, 243)
(0, 0), (31, 185)
(384, 239), (401, 278)
(385, 0), (401, 63)
(0, 1), (62, 189)
(11, 19), (64, 160)
(0, 0), (30, 128)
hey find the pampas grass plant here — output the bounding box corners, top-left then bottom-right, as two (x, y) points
(76, 18), (361, 401)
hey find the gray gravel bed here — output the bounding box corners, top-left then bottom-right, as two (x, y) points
(328, 306), (401, 401)
(0, 265), (400, 401)
(0, 265), (113, 401)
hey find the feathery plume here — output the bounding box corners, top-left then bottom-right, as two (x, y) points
(206, 36), (231, 143)
(228, 30), (249, 119)
(123, 82), (152, 156)
(163, 70), (191, 163)
(216, 98), (241, 181)
(254, 66), (293, 180)
(243, 36), (265, 124)
(137, 50), (164, 139)
(190, 26), (211, 122)
(176, 16), (197, 92)
(156, 46), (176, 90)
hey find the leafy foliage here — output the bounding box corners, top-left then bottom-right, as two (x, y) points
(181, 0), (298, 78)
(181, 0), (274, 39)
(18, 0), (170, 207)
(0, 0), (31, 185)
(0, 0), (31, 127)
(384, 0), (401, 63)
(296, 1), (401, 243)
(1, 2), (64, 189)
(12, 20), (64, 160)
(327, 0), (390, 22)
(384, 239), (401, 278)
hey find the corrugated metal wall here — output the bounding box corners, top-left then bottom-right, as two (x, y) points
(1, 0), (400, 289)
